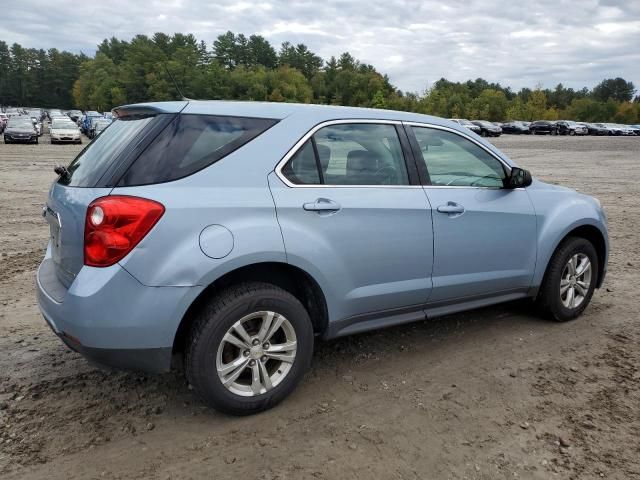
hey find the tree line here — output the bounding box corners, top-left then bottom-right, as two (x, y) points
(1, 32), (638, 123)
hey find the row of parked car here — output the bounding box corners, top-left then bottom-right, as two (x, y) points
(1, 107), (113, 144)
(450, 118), (640, 136)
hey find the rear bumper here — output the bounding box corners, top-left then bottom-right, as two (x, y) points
(36, 246), (203, 373)
(58, 332), (172, 373)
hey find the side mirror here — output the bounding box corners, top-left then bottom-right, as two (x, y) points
(506, 167), (532, 189)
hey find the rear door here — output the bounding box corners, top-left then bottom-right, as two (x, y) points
(269, 120), (434, 326)
(405, 123), (537, 303)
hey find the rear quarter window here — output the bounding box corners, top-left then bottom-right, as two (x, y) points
(117, 114), (277, 186)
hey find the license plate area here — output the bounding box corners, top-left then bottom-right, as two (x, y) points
(44, 206), (62, 263)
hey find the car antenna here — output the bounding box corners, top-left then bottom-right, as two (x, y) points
(163, 63), (191, 101)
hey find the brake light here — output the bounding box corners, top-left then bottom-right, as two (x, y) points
(84, 196), (164, 267)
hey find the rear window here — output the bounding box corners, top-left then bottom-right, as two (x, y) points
(117, 114), (277, 186)
(59, 115), (155, 187)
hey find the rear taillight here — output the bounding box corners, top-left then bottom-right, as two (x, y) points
(84, 196), (164, 267)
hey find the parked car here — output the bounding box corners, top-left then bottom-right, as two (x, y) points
(529, 120), (557, 135)
(500, 121), (530, 134)
(555, 121), (588, 136)
(50, 118), (82, 144)
(578, 123), (609, 136)
(89, 118), (112, 138)
(629, 125), (640, 136)
(81, 111), (103, 134)
(3, 116), (38, 143)
(449, 118), (482, 134)
(67, 110), (84, 122)
(30, 116), (43, 136)
(603, 123), (636, 136)
(37, 101), (608, 415)
(0, 113), (8, 133)
(471, 120), (502, 137)
(5, 108), (22, 118)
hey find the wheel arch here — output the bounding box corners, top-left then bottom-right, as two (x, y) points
(172, 262), (329, 357)
(538, 223), (607, 292)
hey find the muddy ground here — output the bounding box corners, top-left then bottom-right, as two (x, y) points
(0, 133), (638, 480)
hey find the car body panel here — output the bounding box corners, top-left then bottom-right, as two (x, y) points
(423, 187), (537, 301)
(525, 179), (608, 288)
(268, 172), (434, 321)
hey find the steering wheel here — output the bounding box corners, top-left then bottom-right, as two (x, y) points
(470, 175), (503, 187)
(443, 172), (472, 186)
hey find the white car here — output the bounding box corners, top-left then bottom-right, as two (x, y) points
(49, 119), (82, 144)
(603, 123), (635, 136)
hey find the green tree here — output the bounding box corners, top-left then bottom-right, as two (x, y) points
(592, 77), (636, 102)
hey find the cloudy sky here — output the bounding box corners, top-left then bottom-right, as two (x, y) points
(1, 0), (639, 93)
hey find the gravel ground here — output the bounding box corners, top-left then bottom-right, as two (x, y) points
(0, 133), (639, 480)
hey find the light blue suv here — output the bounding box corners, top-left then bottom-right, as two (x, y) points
(37, 101), (608, 414)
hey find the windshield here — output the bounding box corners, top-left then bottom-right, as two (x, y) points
(52, 121), (77, 129)
(59, 115), (156, 187)
(8, 119), (33, 128)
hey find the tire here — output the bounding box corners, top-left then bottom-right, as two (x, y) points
(569, 130), (575, 136)
(185, 282), (314, 415)
(536, 237), (599, 322)
(34, 137), (38, 144)
(481, 130), (487, 137)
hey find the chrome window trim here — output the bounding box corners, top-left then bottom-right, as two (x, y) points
(274, 119), (517, 189)
(274, 119), (422, 189)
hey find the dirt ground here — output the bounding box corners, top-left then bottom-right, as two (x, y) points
(0, 132), (638, 480)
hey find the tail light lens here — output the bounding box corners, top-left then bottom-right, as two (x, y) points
(84, 196), (165, 267)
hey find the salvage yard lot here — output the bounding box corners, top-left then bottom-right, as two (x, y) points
(0, 134), (639, 479)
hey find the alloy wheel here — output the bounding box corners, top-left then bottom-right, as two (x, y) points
(560, 253), (592, 309)
(216, 311), (297, 397)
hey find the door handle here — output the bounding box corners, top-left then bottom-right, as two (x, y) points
(437, 202), (465, 215)
(303, 198), (341, 212)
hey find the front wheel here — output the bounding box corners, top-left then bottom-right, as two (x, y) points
(185, 282), (314, 415)
(536, 237), (598, 321)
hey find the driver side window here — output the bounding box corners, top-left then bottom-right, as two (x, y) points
(411, 126), (506, 188)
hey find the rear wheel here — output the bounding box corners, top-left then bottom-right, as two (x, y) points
(536, 237), (598, 321)
(185, 282), (314, 415)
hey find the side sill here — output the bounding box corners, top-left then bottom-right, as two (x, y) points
(325, 288), (533, 339)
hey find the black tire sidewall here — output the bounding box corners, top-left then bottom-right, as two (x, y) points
(187, 284), (314, 415)
(542, 237), (599, 321)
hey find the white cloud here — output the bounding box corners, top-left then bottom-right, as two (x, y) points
(0, 0), (638, 93)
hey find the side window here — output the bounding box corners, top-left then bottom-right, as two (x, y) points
(280, 123), (410, 186)
(314, 124), (409, 185)
(411, 127), (506, 188)
(281, 140), (321, 185)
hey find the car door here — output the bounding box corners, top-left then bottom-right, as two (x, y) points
(405, 123), (537, 303)
(269, 120), (434, 327)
